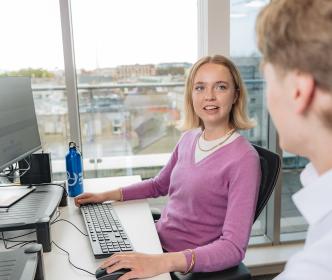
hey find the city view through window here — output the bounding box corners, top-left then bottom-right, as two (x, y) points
(0, 0), (309, 238)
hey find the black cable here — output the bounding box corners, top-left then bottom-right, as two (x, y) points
(0, 230), (36, 240)
(52, 241), (95, 276)
(50, 213), (94, 276)
(1, 232), (37, 249)
(5, 241), (37, 250)
(2, 238), (36, 244)
(51, 219), (88, 236)
(51, 209), (61, 224)
(0, 158), (31, 179)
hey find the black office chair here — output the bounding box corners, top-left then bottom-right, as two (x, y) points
(152, 144), (281, 280)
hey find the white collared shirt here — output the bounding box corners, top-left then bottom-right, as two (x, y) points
(275, 163), (332, 280)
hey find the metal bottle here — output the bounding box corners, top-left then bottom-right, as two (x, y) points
(65, 142), (83, 197)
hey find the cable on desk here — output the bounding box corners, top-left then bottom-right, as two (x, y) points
(52, 241), (95, 276)
(51, 209), (61, 224)
(0, 230), (36, 240)
(51, 218), (88, 236)
(5, 241), (37, 250)
(1, 232), (37, 249)
(1, 235), (36, 249)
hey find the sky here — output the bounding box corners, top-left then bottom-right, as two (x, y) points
(0, 0), (263, 71)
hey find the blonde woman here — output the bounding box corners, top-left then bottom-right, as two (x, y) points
(75, 55), (261, 279)
(256, 0), (332, 279)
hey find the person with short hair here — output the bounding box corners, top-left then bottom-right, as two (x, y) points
(256, 0), (332, 278)
(75, 55), (261, 279)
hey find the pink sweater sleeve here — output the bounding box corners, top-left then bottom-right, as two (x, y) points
(184, 151), (261, 272)
(122, 144), (179, 200)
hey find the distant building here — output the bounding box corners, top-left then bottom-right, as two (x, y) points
(77, 68), (115, 84)
(115, 64), (156, 79)
(157, 62), (192, 69)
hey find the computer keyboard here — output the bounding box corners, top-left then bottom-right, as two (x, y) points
(80, 203), (133, 259)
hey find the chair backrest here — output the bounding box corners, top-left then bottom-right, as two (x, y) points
(252, 144), (281, 222)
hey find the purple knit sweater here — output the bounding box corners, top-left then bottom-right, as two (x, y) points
(122, 129), (261, 272)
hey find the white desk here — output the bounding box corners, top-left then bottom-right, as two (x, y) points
(44, 176), (171, 280)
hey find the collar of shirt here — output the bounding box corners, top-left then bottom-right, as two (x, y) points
(292, 163), (332, 225)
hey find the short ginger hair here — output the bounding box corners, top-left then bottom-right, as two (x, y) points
(256, 0), (332, 92)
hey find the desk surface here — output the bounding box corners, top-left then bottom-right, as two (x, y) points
(44, 176), (171, 280)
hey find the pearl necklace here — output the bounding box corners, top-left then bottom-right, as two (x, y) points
(197, 129), (235, 152)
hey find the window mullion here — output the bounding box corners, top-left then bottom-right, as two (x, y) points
(59, 0), (82, 149)
(266, 114), (282, 244)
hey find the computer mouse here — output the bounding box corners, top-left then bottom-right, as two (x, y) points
(95, 267), (131, 280)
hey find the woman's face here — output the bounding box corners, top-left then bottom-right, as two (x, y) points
(192, 63), (237, 130)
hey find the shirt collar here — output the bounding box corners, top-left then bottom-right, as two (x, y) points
(292, 163), (332, 225)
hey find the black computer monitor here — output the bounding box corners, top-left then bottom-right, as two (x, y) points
(0, 77), (42, 172)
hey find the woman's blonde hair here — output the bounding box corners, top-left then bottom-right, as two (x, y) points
(182, 55), (255, 131)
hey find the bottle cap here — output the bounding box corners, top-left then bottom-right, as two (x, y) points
(69, 142), (76, 148)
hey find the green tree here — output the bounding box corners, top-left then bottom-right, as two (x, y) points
(0, 68), (54, 78)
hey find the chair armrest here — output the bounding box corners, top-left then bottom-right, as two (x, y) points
(170, 262), (251, 280)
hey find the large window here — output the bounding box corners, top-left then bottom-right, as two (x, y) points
(0, 0), (68, 176)
(70, 0), (197, 178)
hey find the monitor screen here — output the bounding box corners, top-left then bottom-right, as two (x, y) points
(0, 77), (42, 171)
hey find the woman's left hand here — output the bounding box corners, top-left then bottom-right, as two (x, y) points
(100, 251), (187, 280)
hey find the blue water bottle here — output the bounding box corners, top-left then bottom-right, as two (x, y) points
(66, 142), (84, 197)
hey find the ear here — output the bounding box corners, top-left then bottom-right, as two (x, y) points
(233, 89), (239, 104)
(294, 72), (315, 114)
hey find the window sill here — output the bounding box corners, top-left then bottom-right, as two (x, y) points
(244, 241), (304, 276)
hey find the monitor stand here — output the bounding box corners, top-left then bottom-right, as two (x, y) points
(0, 184), (63, 252)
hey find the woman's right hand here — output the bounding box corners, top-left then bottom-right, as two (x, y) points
(74, 192), (106, 207)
